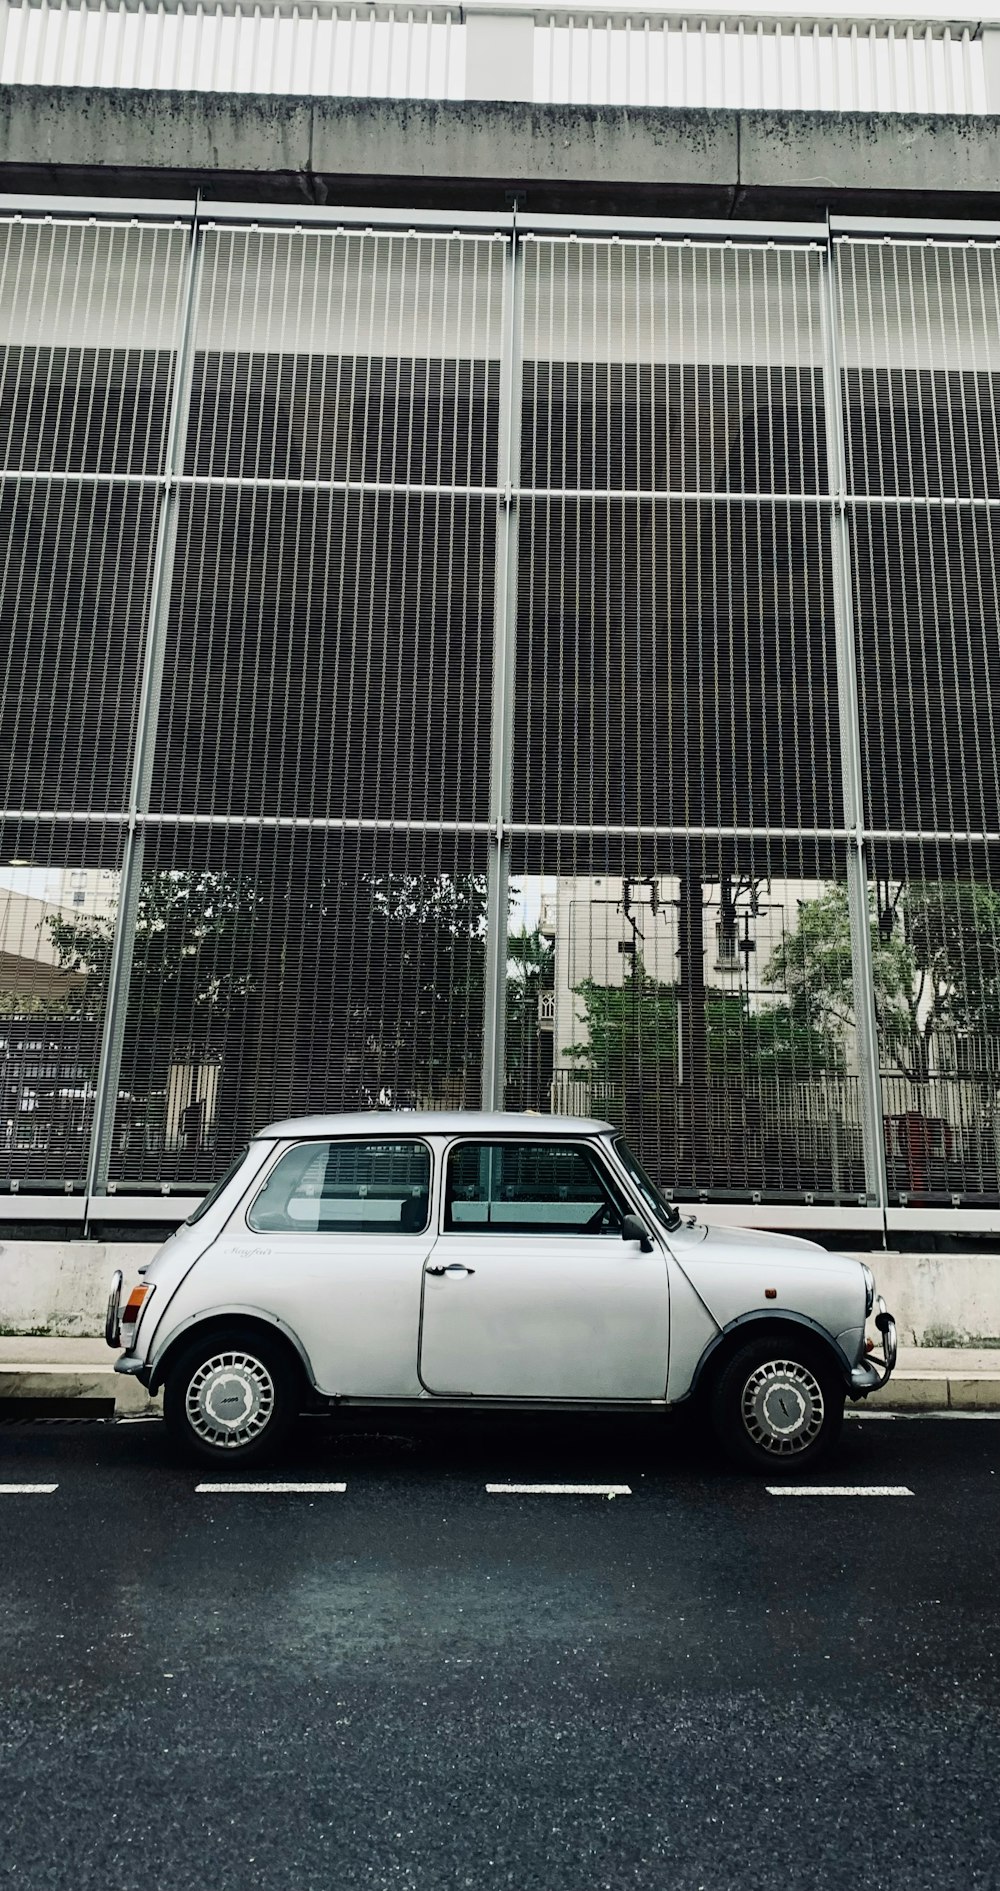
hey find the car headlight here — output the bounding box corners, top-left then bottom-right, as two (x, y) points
(860, 1263), (876, 1319)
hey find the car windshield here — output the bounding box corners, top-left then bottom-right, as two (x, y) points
(186, 1147), (250, 1224)
(612, 1137), (682, 1232)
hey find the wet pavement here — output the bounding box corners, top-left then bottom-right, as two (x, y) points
(1, 1409), (999, 1890)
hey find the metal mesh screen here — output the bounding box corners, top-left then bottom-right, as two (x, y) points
(0, 219), (186, 476)
(508, 237), (849, 1196)
(840, 236), (1000, 1201)
(520, 240), (828, 496)
(507, 837), (862, 1199)
(514, 496), (838, 834)
(152, 486), (494, 822)
(184, 227), (502, 486)
(0, 478), (161, 811)
(0, 217), (186, 1185)
(109, 825), (488, 1183)
(0, 821), (123, 1188)
(106, 223), (505, 1180)
(10, 207), (1000, 1209)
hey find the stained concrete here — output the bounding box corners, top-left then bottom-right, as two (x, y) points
(2, 87), (1000, 218)
(4, 1240), (1000, 1349)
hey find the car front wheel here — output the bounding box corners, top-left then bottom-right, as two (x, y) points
(710, 1335), (844, 1475)
(163, 1326), (300, 1466)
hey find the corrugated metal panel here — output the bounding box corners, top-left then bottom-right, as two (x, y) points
(0, 0), (465, 98)
(0, 0), (985, 115)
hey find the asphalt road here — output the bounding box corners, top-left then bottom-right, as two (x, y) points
(1, 1408), (999, 1891)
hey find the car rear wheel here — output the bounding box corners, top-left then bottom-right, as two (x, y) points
(710, 1335), (844, 1475)
(163, 1326), (300, 1466)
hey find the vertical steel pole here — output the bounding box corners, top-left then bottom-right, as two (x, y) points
(820, 228), (888, 1215)
(481, 207), (523, 1110)
(85, 203), (204, 1206)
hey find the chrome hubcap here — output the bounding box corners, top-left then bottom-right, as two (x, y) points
(186, 1351), (275, 1449)
(741, 1358), (825, 1456)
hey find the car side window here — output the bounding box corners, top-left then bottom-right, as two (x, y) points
(444, 1142), (625, 1235)
(248, 1139), (431, 1234)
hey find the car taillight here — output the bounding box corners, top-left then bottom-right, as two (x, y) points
(121, 1284), (154, 1347)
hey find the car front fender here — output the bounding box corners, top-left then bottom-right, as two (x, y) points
(682, 1309), (856, 1404)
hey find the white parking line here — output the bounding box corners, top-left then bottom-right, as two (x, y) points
(767, 1485), (914, 1497)
(0, 1484), (58, 1495)
(486, 1483), (631, 1497)
(195, 1482), (347, 1494)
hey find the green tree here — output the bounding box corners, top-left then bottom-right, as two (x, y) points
(763, 881), (1000, 1079)
(565, 968), (838, 1090)
(43, 866), (491, 1140)
(0, 987), (71, 1018)
(564, 963), (678, 1083)
(333, 871), (489, 1105)
(45, 870), (261, 1029)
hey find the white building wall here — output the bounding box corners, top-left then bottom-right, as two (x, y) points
(550, 872), (831, 1072)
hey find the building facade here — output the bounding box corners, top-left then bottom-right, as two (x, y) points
(3, 191), (1000, 1219)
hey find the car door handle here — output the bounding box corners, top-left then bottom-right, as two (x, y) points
(426, 1262), (476, 1277)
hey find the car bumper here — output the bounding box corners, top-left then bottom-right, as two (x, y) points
(114, 1354), (151, 1387)
(849, 1296), (897, 1398)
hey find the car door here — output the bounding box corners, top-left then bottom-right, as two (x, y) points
(417, 1138), (669, 1400)
(214, 1135), (438, 1396)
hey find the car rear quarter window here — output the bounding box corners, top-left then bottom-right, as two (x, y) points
(247, 1139), (431, 1234)
(186, 1147), (251, 1225)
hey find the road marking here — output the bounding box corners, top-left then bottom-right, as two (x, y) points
(0, 1484), (58, 1494)
(486, 1483), (631, 1497)
(766, 1485), (913, 1497)
(195, 1481), (347, 1494)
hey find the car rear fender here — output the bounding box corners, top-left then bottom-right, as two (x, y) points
(147, 1305), (318, 1398)
(682, 1310), (855, 1404)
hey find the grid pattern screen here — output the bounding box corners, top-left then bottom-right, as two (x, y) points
(2, 210), (1000, 1207)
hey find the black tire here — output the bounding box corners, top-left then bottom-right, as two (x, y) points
(710, 1334), (845, 1475)
(163, 1325), (301, 1467)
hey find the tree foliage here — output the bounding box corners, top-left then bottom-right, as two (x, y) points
(762, 881), (1000, 1078)
(45, 870), (261, 1028)
(565, 960), (839, 1086)
(42, 867), (491, 1107)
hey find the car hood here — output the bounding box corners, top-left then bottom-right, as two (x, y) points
(669, 1219), (829, 1258)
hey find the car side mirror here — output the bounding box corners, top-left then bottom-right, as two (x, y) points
(621, 1213), (654, 1253)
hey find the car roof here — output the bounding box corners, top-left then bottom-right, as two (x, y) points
(254, 1110), (616, 1140)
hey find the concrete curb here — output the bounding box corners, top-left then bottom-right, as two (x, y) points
(868, 1372), (1000, 1411)
(0, 1364), (162, 1414)
(2, 1355), (999, 1415)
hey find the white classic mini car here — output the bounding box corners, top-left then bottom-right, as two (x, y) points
(106, 1112), (897, 1473)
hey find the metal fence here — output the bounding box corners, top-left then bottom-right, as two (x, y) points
(5, 197), (1000, 1214)
(0, 0), (992, 112)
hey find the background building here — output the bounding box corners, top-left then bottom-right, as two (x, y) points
(4, 0), (1000, 1232)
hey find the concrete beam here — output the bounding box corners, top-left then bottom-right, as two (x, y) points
(2, 87), (1000, 218)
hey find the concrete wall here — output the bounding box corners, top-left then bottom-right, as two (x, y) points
(3, 88), (1000, 219)
(0, 1242), (158, 1339)
(2, 1239), (999, 1348)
